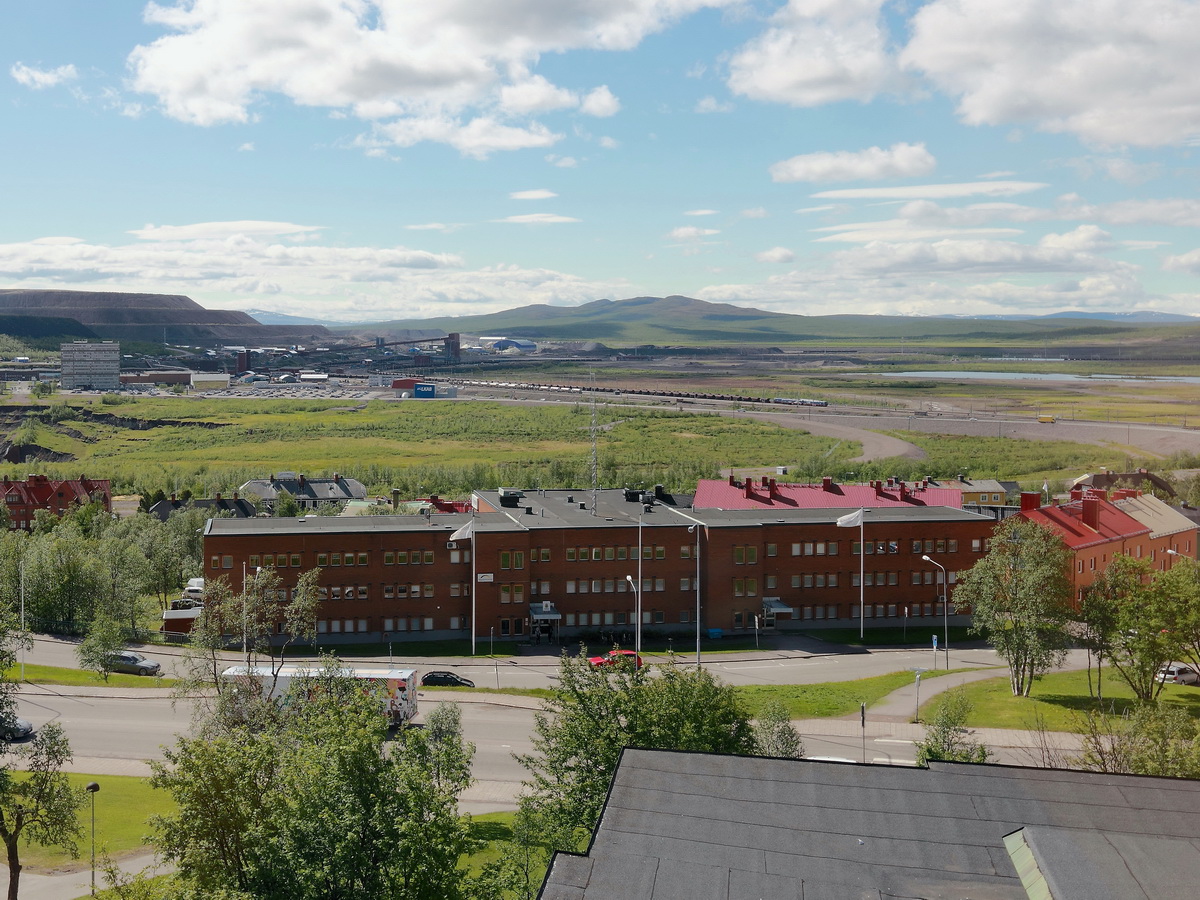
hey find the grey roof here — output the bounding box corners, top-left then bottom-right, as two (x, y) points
(238, 474), (367, 503)
(538, 749), (1200, 900)
(148, 497), (256, 522)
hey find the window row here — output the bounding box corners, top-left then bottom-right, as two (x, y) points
(852, 539), (961, 556)
(560, 609), (679, 627)
(850, 571), (958, 587)
(315, 615), (469, 634)
(564, 577), (667, 594)
(564, 545), (668, 562)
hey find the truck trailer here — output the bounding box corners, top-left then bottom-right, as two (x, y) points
(220, 664), (419, 726)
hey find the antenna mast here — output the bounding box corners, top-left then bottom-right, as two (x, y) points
(590, 371), (599, 514)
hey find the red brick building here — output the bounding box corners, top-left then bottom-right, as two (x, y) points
(203, 485), (996, 646)
(1017, 488), (1199, 603)
(1, 474), (112, 530)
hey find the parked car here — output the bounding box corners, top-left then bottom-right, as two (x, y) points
(1156, 664), (1200, 685)
(0, 717), (34, 742)
(588, 649), (643, 669)
(420, 671), (475, 688)
(108, 651), (163, 676)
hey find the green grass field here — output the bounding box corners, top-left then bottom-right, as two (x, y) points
(919, 667), (1200, 732)
(801, 625), (976, 648)
(15, 773), (172, 869)
(734, 668), (976, 719)
(5, 663), (177, 689)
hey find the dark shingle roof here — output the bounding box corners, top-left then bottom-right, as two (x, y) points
(539, 749), (1200, 900)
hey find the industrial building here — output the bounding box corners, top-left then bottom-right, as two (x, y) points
(59, 341), (120, 390)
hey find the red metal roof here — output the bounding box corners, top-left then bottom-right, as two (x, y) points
(693, 477), (963, 511)
(1018, 497), (1149, 549)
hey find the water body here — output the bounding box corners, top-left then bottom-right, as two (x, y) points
(883, 371), (1200, 385)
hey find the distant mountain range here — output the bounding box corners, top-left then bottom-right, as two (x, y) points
(337, 295), (1200, 344)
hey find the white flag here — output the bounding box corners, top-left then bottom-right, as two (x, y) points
(836, 508), (864, 528)
(449, 519), (474, 541)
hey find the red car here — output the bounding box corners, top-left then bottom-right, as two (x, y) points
(588, 649), (643, 669)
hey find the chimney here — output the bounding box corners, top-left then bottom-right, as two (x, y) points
(887, 477), (894, 488)
(233, 492), (239, 501)
(1020, 491), (1041, 512)
(822, 476), (833, 492)
(334, 473), (341, 483)
(899, 483), (909, 501)
(728, 473), (736, 486)
(655, 484), (666, 500)
(768, 478), (777, 498)
(170, 493), (176, 502)
(743, 480), (753, 500)
(874, 481), (883, 497)
(392, 488), (401, 510)
(215, 492), (223, 501)
(1070, 489), (1084, 502)
(1082, 496), (1101, 530)
(299, 474), (306, 487)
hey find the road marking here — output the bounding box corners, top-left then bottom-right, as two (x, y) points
(875, 739), (917, 745)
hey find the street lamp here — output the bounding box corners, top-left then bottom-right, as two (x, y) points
(922, 554), (949, 669)
(688, 523), (702, 667)
(85, 781), (100, 896)
(625, 574), (641, 659)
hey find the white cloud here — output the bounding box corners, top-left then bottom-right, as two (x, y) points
(10, 62), (78, 89)
(795, 205), (836, 214)
(580, 85), (620, 117)
(667, 226), (719, 239)
(1038, 225), (1115, 253)
(237, 142), (255, 152)
(598, 136), (619, 149)
(901, 0), (1200, 147)
(695, 95), (733, 113)
(546, 154), (578, 168)
(770, 142), (936, 183)
(405, 223), (454, 231)
(1163, 248), (1200, 275)
(0, 229), (642, 321)
(495, 213), (581, 224)
(1065, 156), (1162, 185)
(978, 171), (1015, 179)
(755, 247), (794, 263)
(1053, 195), (1200, 228)
(127, 1), (716, 153)
(811, 180), (1048, 200)
(367, 115), (562, 160)
(499, 74), (578, 115)
(684, 209), (718, 216)
(727, 0), (898, 106)
(813, 220), (1023, 243)
(741, 207), (768, 218)
(128, 221), (324, 241)
(510, 189), (558, 200)
(833, 236), (1129, 276)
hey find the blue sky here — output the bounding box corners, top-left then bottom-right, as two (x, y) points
(4, 0), (1200, 323)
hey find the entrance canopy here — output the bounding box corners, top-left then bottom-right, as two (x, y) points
(530, 602), (562, 621)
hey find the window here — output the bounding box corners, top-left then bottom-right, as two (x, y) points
(733, 547), (745, 565)
(604, 546), (615, 560)
(816, 542), (827, 556)
(384, 552), (394, 565)
(745, 578), (757, 596)
(681, 577), (691, 591)
(540, 548), (551, 562)
(579, 580), (589, 594)
(948, 540), (958, 552)
(888, 572), (898, 586)
(828, 574), (838, 587)
(617, 547), (627, 560)
(681, 545), (692, 559)
(924, 540), (934, 552)
(249, 555), (260, 567)
(358, 586), (368, 599)
(912, 571), (921, 585)
(733, 579), (744, 597)
(642, 546), (652, 560)
(655, 578), (665, 592)
(263, 554), (274, 567)
(423, 584), (434, 598)
(766, 575), (776, 589)
(791, 575), (801, 588)
(654, 610), (665, 624)
(317, 553), (328, 566)
(680, 610), (690, 623)
(592, 579), (602, 593)
(358, 553), (368, 565)
(331, 553), (341, 567)
(423, 551), (434, 565)
(500, 585), (512, 604)
(746, 547), (758, 564)
(592, 548), (602, 561)
(936, 541), (945, 553)
(566, 548), (576, 562)
(331, 587), (342, 600)
(514, 551), (525, 569)
(766, 543), (777, 557)
(864, 543), (874, 556)
(384, 585), (394, 599)
(500, 551), (511, 570)
(396, 585), (408, 599)
(579, 547), (589, 561)
(222, 556), (233, 569)
(804, 574), (814, 588)
(604, 579), (615, 593)
(972, 539), (982, 552)
(888, 542), (898, 554)
(318, 587), (328, 600)
(341, 553), (351, 567)
(792, 543), (801, 556)
(397, 551), (408, 565)
(655, 546), (666, 560)
(450, 549), (462, 564)
(566, 581), (576, 594)
(814, 575), (824, 588)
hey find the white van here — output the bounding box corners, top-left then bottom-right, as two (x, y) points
(182, 577), (205, 600)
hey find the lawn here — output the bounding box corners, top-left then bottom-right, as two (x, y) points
(734, 668), (975, 719)
(5, 663), (177, 689)
(919, 667), (1200, 732)
(801, 625), (976, 648)
(15, 773), (171, 869)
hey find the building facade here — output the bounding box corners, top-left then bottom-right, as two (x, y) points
(202, 486), (996, 645)
(59, 341), (120, 390)
(1, 474), (112, 530)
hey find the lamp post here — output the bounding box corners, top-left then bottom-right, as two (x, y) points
(625, 574), (641, 660)
(635, 507), (645, 659)
(688, 523), (701, 667)
(921, 554), (949, 670)
(85, 781), (100, 896)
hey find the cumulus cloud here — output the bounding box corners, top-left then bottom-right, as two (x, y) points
(126, 0), (721, 155)
(237, 142), (255, 152)
(832, 236), (1130, 277)
(770, 142), (936, 183)
(10, 62), (77, 89)
(1038, 225), (1115, 253)
(1163, 248), (1200, 275)
(580, 85), (620, 117)
(0, 228), (640, 320)
(494, 213), (581, 224)
(901, 0), (1200, 147)
(727, 0), (897, 106)
(741, 207), (768, 219)
(684, 209), (718, 216)
(811, 180), (1048, 200)
(755, 247), (794, 263)
(545, 154), (577, 167)
(510, 189), (558, 200)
